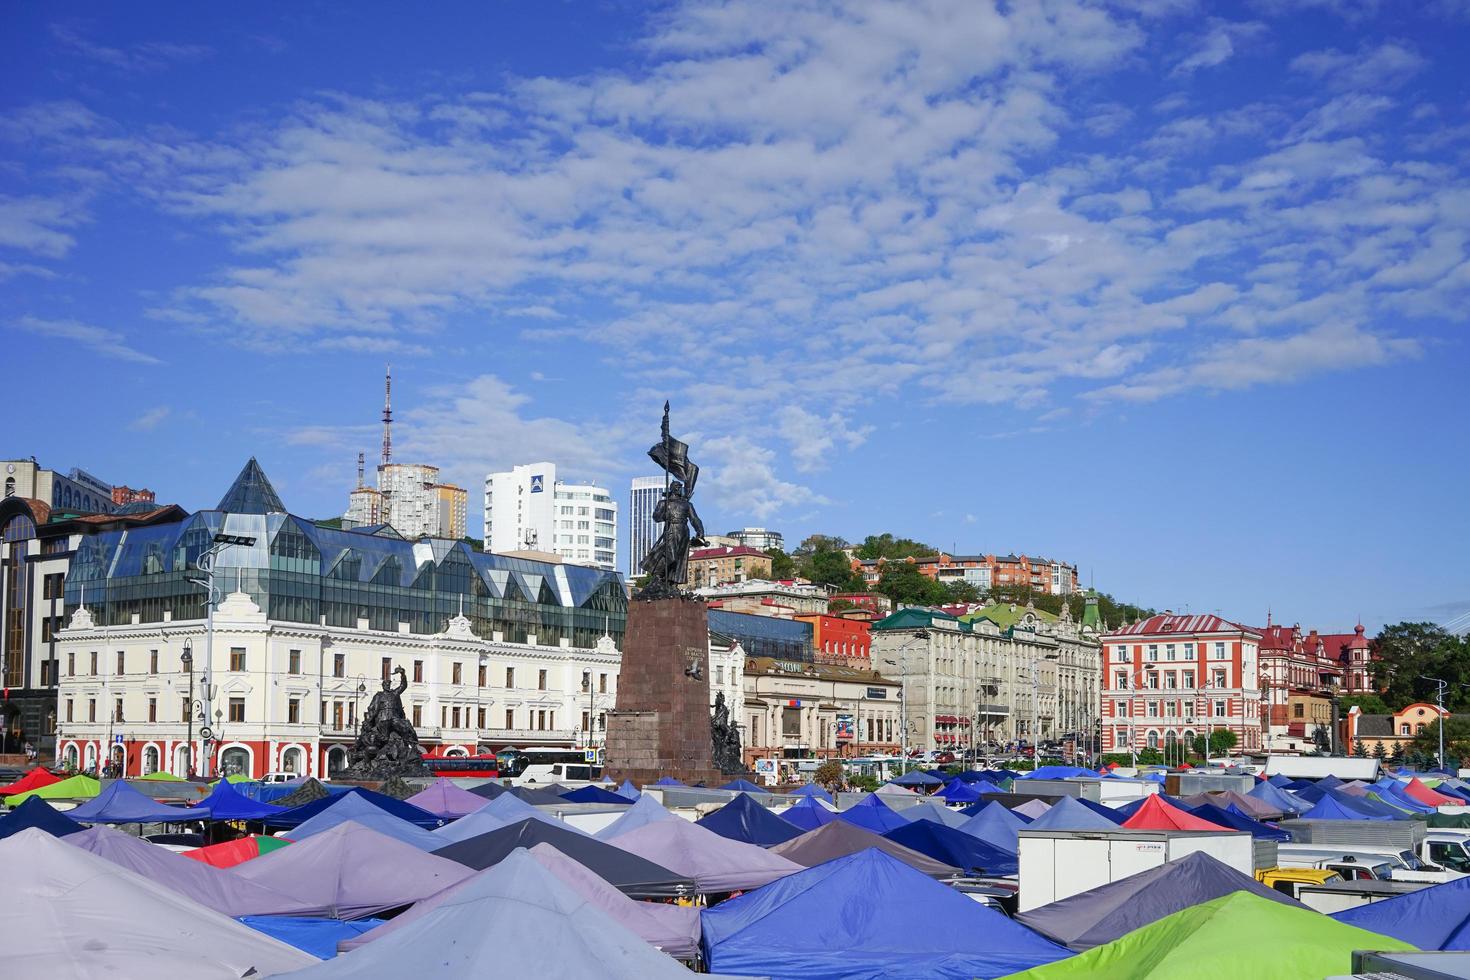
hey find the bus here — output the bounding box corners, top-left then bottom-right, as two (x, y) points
(424, 756), (500, 778)
(495, 746), (601, 785)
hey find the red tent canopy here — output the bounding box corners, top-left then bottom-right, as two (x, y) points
(0, 768), (62, 797)
(181, 834), (288, 868)
(1121, 794), (1231, 832)
(1403, 778), (1459, 807)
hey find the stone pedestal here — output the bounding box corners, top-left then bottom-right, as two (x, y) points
(603, 597), (724, 786)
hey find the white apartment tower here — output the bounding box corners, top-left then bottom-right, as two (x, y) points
(628, 476), (664, 577)
(484, 462), (618, 571)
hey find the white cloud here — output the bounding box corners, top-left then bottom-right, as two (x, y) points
(50, 23), (212, 73)
(128, 406), (171, 431)
(0, 195), (84, 258)
(11, 316), (161, 364)
(1172, 20), (1267, 75)
(1289, 40), (1426, 91)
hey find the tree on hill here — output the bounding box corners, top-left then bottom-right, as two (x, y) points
(854, 533), (938, 561)
(803, 547), (864, 591)
(876, 561), (950, 606)
(766, 548), (795, 580)
(1371, 623), (1470, 710)
(1338, 693), (1391, 716)
(793, 534), (850, 558)
(1413, 717), (1470, 764)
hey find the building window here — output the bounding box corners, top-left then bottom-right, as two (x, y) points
(1401, 723), (1411, 735)
(43, 572), (64, 599)
(452, 706), (462, 728)
(68, 652), (75, 676)
(1183, 670), (1195, 688)
(148, 650), (158, 675)
(1213, 669), (1227, 688)
(478, 664), (486, 687)
(715, 665), (725, 685)
(1147, 701), (1159, 718)
(334, 653), (345, 677)
(441, 705), (448, 728)
(505, 667), (514, 688)
(1164, 672), (1177, 689)
(288, 649), (301, 674)
(505, 708), (515, 730)
(599, 673), (608, 693)
(182, 697), (189, 721)
(333, 701), (344, 729)
(288, 698), (300, 723)
(66, 699), (73, 722)
(581, 670), (590, 692)
(412, 704), (422, 727)
(88, 699), (96, 722)
(228, 698), (245, 722)
(451, 662), (462, 685)
(538, 669), (548, 690)
(1147, 645), (1158, 661)
(148, 697), (157, 722)
(114, 650), (125, 675)
(1183, 643), (1194, 657)
(1293, 703), (1304, 718)
(382, 657), (392, 681)
(89, 651), (97, 675)
(1213, 699), (1227, 718)
(413, 660), (424, 682)
(1214, 642), (1226, 660)
(230, 648), (247, 671)
(477, 707), (486, 729)
(114, 698), (124, 722)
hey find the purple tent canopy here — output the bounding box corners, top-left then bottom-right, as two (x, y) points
(66, 780), (210, 824)
(611, 818), (803, 893)
(232, 821), (474, 918)
(433, 792), (578, 845)
(404, 780), (488, 820)
(288, 792), (445, 851)
(596, 794), (678, 840)
(340, 842), (701, 958)
(64, 825), (316, 917)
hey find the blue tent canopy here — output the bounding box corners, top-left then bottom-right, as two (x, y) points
(1373, 781), (1436, 814)
(1344, 790), (1420, 819)
(889, 770), (944, 788)
(287, 793), (445, 849)
(1299, 793), (1393, 822)
(884, 819), (1019, 875)
(700, 848), (1068, 979)
(1317, 775), (1345, 789)
(66, 780), (209, 824)
(559, 785), (631, 805)
(1292, 783), (1329, 804)
(957, 801), (1026, 852)
(780, 797), (838, 833)
(1247, 779), (1304, 815)
(835, 795), (909, 834)
(1189, 802), (1291, 841)
(652, 776), (685, 787)
(1073, 797), (1127, 824)
(265, 787), (440, 829)
(720, 779), (768, 793)
(1019, 766), (1098, 780)
(0, 795), (85, 839)
(1333, 875), (1470, 949)
(696, 792), (803, 847)
(936, 778), (983, 803)
(791, 783), (834, 803)
(235, 780), (351, 805)
(1026, 796), (1120, 832)
(615, 779), (640, 801)
(239, 916), (386, 959)
(1266, 774), (1294, 788)
(196, 779), (285, 822)
(593, 794), (676, 840)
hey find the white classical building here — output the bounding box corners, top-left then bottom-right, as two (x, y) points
(53, 591), (624, 780)
(484, 462), (618, 571)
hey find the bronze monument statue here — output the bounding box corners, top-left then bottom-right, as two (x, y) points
(344, 665), (429, 778)
(637, 402), (707, 599)
(711, 691), (744, 774)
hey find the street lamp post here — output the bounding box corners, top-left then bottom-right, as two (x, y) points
(181, 643), (194, 776)
(1126, 664), (1157, 768)
(184, 532), (255, 778)
(880, 629), (929, 770)
(1422, 675), (1449, 771)
(355, 681), (367, 734)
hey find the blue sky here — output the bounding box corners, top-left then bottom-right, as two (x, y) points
(4, 1), (1468, 633)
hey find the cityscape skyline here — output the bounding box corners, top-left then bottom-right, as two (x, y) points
(4, 2), (1469, 634)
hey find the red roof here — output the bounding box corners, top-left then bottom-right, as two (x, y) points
(1121, 794), (1231, 832)
(1107, 614), (1259, 639)
(689, 545), (770, 561)
(1258, 625), (1299, 652)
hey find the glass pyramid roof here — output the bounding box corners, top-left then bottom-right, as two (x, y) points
(216, 458), (286, 515)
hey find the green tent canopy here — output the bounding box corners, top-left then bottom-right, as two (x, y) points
(1001, 890), (1414, 980)
(209, 774), (255, 785)
(135, 771), (187, 782)
(1429, 812), (1470, 829)
(4, 774), (102, 807)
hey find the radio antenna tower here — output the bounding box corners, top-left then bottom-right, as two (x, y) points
(380, 365), (393, 466)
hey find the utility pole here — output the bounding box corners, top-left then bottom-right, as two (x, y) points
(1422, 675), (1449, 771)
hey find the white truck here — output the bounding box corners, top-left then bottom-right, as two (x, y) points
(1017, 829), (1255, 911)
(1276, 844), (1460, 884)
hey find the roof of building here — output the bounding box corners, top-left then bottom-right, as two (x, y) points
(1106, 613), (1260, 638)
(708, 609), (812, 644)
(216, 457), (286, 514)
(689, 546), (771, 561)
(871, 607), (965, 632)
(961, 602), (1058, 631)
(744, 656), (897, 686)
(1352, 715), (1394, 737)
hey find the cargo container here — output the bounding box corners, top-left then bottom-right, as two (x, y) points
(1016, 829), (1254, 911)
(1164, 772), (1256, 796)
(1282, 818), (1426, 851)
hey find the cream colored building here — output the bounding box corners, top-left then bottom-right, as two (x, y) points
(741, 656), (901, 767)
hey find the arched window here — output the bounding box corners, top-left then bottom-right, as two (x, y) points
(3, 477), (13, 498)
(1146, 731), (1159, 749)
(220, 746), (251, 777)
(143, 745), (160, 774)
(280, 746), (304, 774)
(65, 744), (79, 770)
(326, 746), (348, 777)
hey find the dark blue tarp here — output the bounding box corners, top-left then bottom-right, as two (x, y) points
(1372, 781), (1436, 814)
(1247, 780), (1305, 815)
(781, 797), (838, 832)
(1334, 875), (1470, 949)
(288, 793), (445, 850)
(936, 778), (983, 803)
(652, 776), (685, 787)
(884, 820), (1018, 875)
(265, 787), (440, 829)
(720, 779), (768, 793)
(835, 795), (908, 834)
(1189, 803), (1291, 841)
(559, 785), (631, 805)
(239, 916), (385, 959)
(1266, 774), (1294, 788)
(1018, 766), (1097, 780)
(1074, 797), (1127, 824)
(1343, 789), (1420, 819)
(701, 848), (1068, 979)
(235, 780), (351, 805)
(66, 780), (209, 824)
(696, 792), (803, 847)
(0, 795), (85, 839)
(196, 780), (285, 822)
(792, 783), (835, 803)
(890, 770), (944, 788)
(1298, 793), (1393, 821)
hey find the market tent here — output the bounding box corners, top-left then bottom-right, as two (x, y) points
(791, 783), (834, 803)
(271, 778), (344, 807)
(701, 847), (1069, 980)
(3, 772), (99, 806)
(288, 791), (445, 851)
(720, 778), (768, 793)
(936, 778), (984, 803)
(779, 796), (840, 832)
(1404, 777), (1461, 807)
(1430, 812), (1470, 829)
(1028, 796), (1121, 832)
(1247, 779), (1305, 815)
(432, 817), (695, 898)
(1020, 766), (1098, 780)
(0, 828), (315, 979)
(1266, 773), (1294, 787)
(64, 825), (316, 917)
(1333, 873), (1470, 949)
(239, 917), (384, 959)
(1074, 797), (1129, 824)
(0, 767), (61, 796)
(1112, 793), (1189, 820)
(194, 778), (284, 822)
(595, 793), (680, 840)
(958, 800), (1026, 852)
(466, 781), (567, 805)
(1181, 790), (1280, 821)
(340, 841), (701, 958)
(1013, 798), (1052, 819)
(696, 791), (804, 847)
(1338, 788), (1417, 819)
(1373, 779), (1436, 814)
(1003, 889), (1412, 980)
(1317, 775), (1345, 789)
(233, 821), (473, 918)
(769, 819), (960, 877)
(0, 795), (85, 840)
(182, 834), (290, 868)
(267, 787), (440, 829)
(905, 798), (973, 829)
(269, 848), (694, 979)
(136, 770), (188, 782)
(883, 819), (1018, 875)
(613, 817), (804, 893)
(404, 779), (489, 820)
(433, 791), (565, 844)
(1299, 793), (1394, 821)
(1188, 803), (1291, 841)
(615, 778), (641, 800)
(65, 779), (209, 824)
(889, 770), (944, 788)
(1015, 852), (1303, 951)
(652, 776), (685, 786)
(1121, 795), (1229, 832)
(835, 794), (910, 833)
(560, 784), (632, 805)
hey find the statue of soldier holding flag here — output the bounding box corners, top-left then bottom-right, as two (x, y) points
(638, 402), (707, 599)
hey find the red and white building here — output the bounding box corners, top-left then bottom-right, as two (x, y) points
(1101, 614), (1263, 757)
